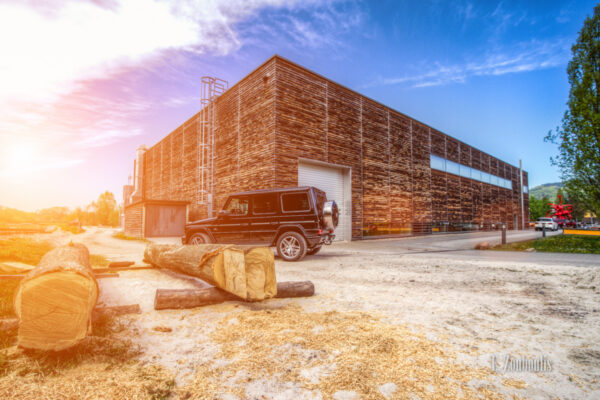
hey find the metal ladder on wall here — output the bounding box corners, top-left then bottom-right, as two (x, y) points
(198, 76), (228, 216)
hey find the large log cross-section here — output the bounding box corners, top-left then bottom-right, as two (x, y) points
(14, 243), (99, 351)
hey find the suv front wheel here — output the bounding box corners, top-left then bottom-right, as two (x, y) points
(276, 231), (307, 262)
(189, 232), (211, 244)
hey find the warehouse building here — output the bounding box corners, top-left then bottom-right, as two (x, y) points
(123, 55), (529, 240)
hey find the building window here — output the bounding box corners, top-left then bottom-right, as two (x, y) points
(446, 160), (460, 175)
(523, 186), (529, 193)
(459, 164), (471, 178)
(430, 154), (513, 190)
(430, 155), (445, 171)
(281, 193), (311, 212)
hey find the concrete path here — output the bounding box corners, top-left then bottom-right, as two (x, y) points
(324, 230), (600, 267)
(145, 228), (599, 267)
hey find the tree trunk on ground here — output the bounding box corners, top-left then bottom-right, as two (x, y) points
(144, 244), (277, 301)
(154, 281), (315, 310)
(13, 243), (99, 351)
(108, 261), (135, 269)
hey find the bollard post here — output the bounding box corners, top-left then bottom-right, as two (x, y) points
(542, 224), (546, 238)
(501, 224), (507, 245)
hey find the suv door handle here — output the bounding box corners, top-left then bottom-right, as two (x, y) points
(270, 221), (279, 226)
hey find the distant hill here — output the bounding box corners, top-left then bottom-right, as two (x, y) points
(529, 182), (563, 200)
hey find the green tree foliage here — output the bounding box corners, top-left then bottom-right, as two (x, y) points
(546, 5), (600, 217)
(529, 195), (551, 221)
(0, 191), (120, 227)
(91, 191), (120, 227)
(560, 189), (587, 220)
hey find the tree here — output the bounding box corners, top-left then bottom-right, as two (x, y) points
(93, 191), (120, 226)
(546, 5), (600, 218)
(562, 189), (588, 220)
(529, 195), (551, 221)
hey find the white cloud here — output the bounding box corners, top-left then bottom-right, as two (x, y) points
(77, 127), (143, 148)
(368, 39), (570, 89)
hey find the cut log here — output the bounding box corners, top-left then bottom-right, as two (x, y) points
(144, 244), (276, 301)
(0, 275), (24, 280)
(94, 273), (120, 279)
(0, 318), (18, 332)
(92, 304), (141, 320)
(0, 261), (34, 274)
(13, 242), (99, 351)
(271, 280), (315, 298)
(1, 305), (141, 334)
(154, 281), (315, 310)
(93, 265), (155, 273)
(108, 261), (135, 269)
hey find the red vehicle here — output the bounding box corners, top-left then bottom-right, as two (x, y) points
(553, 218), (577, 229)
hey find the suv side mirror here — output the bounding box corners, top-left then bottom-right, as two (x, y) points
(218, 210), (229, 217)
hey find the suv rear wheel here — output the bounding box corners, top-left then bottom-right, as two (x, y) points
(189, 232), (211, 244)
(276, 231), (307, 262)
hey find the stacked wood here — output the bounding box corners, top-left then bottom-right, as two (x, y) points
(144, 244), (276, 301)
(154, 281), (315, 310)
(13, 243), (99, 351)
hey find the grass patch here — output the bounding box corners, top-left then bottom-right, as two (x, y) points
(112, 231), (149, 242)
(0, 237), (54, 265)
(89, 254), (109, 268)
(492, 234), (600, 254)
(57, 224), (85, 234)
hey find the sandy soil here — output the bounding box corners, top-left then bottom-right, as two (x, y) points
(14, 228), (600, 398)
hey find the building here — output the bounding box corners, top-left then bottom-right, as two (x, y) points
(123, 55), (529, 240)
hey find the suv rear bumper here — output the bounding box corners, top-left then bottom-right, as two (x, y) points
(307, 234), (335, 247)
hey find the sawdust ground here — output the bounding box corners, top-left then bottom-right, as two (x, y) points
(1, 229), (599, 399)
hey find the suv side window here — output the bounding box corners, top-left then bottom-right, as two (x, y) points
(281, 192), (311, 212)
(224, 196), (249, 216)
(253, 193), (277, 214)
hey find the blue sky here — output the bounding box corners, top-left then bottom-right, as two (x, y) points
(0, 0), (595, 210)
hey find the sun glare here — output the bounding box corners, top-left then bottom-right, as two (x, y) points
(1, 141), (39, 178)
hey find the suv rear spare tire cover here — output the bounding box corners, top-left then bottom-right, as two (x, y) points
(323, 200), (339, 230)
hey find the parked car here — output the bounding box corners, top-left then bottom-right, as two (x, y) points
(553, 218), (577, 229)
(534, 217), (558, 231)
(183, 186), (339, 261)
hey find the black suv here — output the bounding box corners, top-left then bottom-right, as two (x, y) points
(182, 186), (339, 261)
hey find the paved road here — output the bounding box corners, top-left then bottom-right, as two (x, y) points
(148, 229), (600, 267)
(324, 230), (600, 267)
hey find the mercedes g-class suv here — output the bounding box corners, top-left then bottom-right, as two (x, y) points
(182, 187), (339, 261)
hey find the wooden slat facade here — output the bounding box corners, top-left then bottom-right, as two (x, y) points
(125, 55), (529, 239)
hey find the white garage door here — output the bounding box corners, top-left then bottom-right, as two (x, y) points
(298, 161), (351, 241)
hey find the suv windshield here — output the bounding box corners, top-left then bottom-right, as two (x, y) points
(538, 218), (551, 221)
